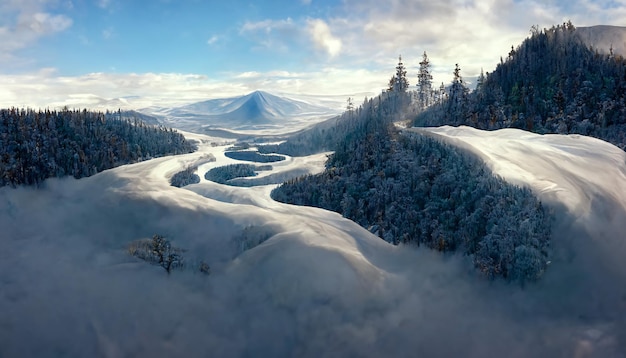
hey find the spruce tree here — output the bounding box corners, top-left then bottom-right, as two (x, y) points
(388, 76), (396, 92)
(391, 55), (409, 93)
(346, 97), (355, 112)
(448, 64), (469, 122)
(417, 51), (433, 110)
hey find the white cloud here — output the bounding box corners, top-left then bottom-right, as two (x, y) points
(0, 0), (72, 65)
(239, 18), (301, 53)
(225, 1), (626, 95)
(207, 35), (220, 45)
(307, 18), (342, 58)
(30, 12), (73, 33)
(240, 18), (295, 34)
(239, 17), (343, 59)
(313, 0), (626, 85)
(234, 71), (262, 79)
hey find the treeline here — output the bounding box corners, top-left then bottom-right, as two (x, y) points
(0, 108), (196, 187)
(414, 22), (626, 149)
(272, 93), (551, 283)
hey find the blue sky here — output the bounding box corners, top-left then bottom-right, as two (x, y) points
(1, 0), (625, 109)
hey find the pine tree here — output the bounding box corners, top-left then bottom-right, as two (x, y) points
(417, 51), (433, 110)
(346, 97), (355, 112)
(476, 68), (485, 91)
(438, 82), (446, 104)
(448, 64), (469, 123)
(388, 76), (396, 92)
(390, 55), (409, 93)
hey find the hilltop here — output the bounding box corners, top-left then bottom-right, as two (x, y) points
(414, 22), (626, 149)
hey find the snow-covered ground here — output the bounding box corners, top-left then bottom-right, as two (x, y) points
(1, 126), (625, 357)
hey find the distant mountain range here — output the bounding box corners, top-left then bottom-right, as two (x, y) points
(143, 90), (340, 134)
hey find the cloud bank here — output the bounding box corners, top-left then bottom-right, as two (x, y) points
(0, 68), (386, 110)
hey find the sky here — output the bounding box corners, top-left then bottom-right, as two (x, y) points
(1, 0), (625, 109)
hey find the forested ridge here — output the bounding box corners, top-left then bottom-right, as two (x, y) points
(414, 22), (626, 149)
(255, 22), (626, 282)
(0, 108), (196, 187)
(272, 93), (552, 283)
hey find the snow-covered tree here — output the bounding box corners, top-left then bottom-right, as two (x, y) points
(388, 55), (409, 93)
(437, 82), (446, 104)
(476, 68), (485, 91)
(417, 51), (433, 110)
(0, 108), (196, 188)
(271, 93), (552, 283)
(413, 21), (626, 148)
(448, 64), (469, 121)
(346, 97), (355, 112)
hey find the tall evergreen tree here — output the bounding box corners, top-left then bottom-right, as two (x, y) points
(476, 68), (486, 91)
(437, 82), (446, 104)
(346, 97), (355, 112)
(417, 51), (434, 110)
(448, 64), (469, 121)
(389, 55), (409, 93)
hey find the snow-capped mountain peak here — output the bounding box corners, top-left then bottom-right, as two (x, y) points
(144, 90), (340, 134)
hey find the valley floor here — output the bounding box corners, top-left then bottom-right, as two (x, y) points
(1, 127), (625, 357)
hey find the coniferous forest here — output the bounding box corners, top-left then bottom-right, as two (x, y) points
(272, 93), (552, 283)
(0, 108), (196, 187)
(257, 22), (626, 283)
(414, 23), (626, 149)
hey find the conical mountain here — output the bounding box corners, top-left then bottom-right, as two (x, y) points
(168, 90), (336, 125)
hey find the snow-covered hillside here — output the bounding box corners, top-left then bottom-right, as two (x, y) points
(1, 127), (625, 357)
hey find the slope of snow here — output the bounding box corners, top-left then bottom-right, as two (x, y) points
(415, 126), (626, 337)
(1, 127), (626, 356)
(415, 126), (626, 219)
